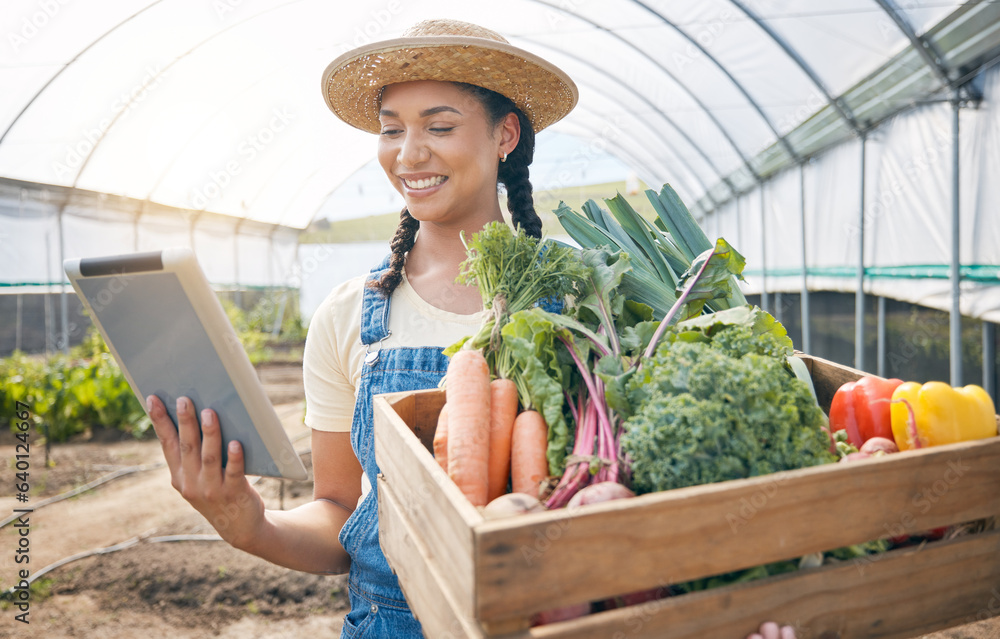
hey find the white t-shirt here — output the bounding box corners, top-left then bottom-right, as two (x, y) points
(303, 270), (484, 506)
(303, 270), (485, 434)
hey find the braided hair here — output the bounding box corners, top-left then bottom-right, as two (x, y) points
(368, 82), (542, 296)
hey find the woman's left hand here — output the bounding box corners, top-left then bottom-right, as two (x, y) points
(746, 621), (796, 639)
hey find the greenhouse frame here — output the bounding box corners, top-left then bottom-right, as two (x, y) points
(1, 0), (999, 393)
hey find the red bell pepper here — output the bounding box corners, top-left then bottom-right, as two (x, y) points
(829, 375), (904, 447)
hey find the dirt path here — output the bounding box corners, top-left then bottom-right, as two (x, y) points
(0, 365), (347, 637)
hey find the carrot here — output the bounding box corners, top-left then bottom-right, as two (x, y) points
(433, 403), (449, 473)
(445, 350), (491, 507)
(510, 410), (549, 497)
(487, 378), (518, 502)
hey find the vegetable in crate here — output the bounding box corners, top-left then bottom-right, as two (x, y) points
(444, 222), (589, 477)
(622, 312), (836, 493)
(829, 375), (903, 446)
(889, 381), (997, 450)
(444, 350), (492, 507)
(554, 183), (747, 319)
(505, 236), (757, 506)
(448, 221), (588, 358)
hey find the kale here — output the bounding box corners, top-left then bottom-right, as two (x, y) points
(622, 328), (835, 494)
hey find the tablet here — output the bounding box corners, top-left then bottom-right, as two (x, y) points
(63, 247), (308, 481)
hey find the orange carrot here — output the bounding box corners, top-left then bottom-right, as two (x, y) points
(433, 403), (449, 473)
(487, 379), (518, 502)
(445, 350), (491, 507)
(510, 410), (549, 497)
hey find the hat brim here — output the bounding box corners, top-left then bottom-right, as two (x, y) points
(321, 35), (578, 134)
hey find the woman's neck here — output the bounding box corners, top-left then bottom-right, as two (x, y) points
(402, 202), (505, 314)
(407, 201), (504, 273)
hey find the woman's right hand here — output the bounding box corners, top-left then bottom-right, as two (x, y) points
(147, 395), (266, 550)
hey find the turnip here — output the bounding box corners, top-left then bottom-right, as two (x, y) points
(482, 492), (544, 519)
(566, 481), (634, 508)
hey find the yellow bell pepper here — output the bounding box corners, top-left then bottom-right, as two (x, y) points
(890, 381), (997, 450)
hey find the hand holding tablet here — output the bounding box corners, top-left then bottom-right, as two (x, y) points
(64, 247), (308, 481)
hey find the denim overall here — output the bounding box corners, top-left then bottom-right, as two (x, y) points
(338, 257), (451, 638)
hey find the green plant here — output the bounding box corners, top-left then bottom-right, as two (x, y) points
(219, 292), (306, 365)
(1, 325), (151, 441)
(554, 184), (748, 319)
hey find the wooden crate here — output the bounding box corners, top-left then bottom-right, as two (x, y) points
(373, 354), (1000, 639)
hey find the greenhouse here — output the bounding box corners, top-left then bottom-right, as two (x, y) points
(1, 1), (1000, 637)
(3, 1), (999, 391)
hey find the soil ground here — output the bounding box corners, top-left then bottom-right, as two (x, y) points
(0, 363), (348, 638)
(0, 363), (997, 638)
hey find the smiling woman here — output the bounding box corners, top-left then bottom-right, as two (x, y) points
(300, 22), (581, 637)
(142, 17), (794, 639)
(144, 17), (579, 639)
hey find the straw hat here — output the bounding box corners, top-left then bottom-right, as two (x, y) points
(321, 19), (578, 134)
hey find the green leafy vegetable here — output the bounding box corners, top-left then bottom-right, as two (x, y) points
(500, 308), (575, 473)
(445, 221), (587, 361)
(555, 184), (747, 319)
(622, 324), (835, 494)
(674, 238), (746, 321)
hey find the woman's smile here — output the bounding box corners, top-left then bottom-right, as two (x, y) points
(399, 174), (448, 192)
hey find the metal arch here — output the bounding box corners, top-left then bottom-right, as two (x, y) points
(628, 0), (801, 163)
(551, 117), (716, 204)
(871, 0), (952, 88)
(726, 0), (862, 133)
(519, 36), (734, 198)
(524, 0), (763, 185)
(235, 36), (725, 227)
(0, 0), (169, 149)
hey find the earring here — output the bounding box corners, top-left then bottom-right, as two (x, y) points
(500, 151), (507, 163)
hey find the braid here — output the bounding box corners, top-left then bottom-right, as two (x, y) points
(498, 109), (541, 239)
(453, 82), (543, 239)
(367, 207), (419, 296)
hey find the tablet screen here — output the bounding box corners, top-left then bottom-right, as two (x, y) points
(76, 272), (279, 477)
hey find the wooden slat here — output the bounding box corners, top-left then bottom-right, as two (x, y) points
(474, 436), (1000, 621)
(378, 478), (485, 639)
(374, 393), (482, 619)
(526, 530), (1000, 639)
(798, 353), (866, 412)
(375, 389), (447, 453)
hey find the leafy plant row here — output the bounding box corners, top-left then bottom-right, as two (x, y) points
(1, 292), (306, 441)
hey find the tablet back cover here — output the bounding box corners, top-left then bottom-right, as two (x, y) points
(72, 260), (290, 478)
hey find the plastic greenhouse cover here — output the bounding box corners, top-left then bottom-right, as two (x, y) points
(0, 0), (969, 228)
(0, 0), (997, 324)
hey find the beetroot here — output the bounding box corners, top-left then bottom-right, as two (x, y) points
(602, 586), (670, 610)
(566, 482), (634, 508)
(860, 437), (899, 456)
(531, 602), (590, 625)
(838, 451), (871, 463)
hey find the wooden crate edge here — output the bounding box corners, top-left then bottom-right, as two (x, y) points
(518, 529), (1000, 639)
(378, 477), (485, 639)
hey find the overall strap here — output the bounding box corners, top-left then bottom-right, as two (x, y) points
(360, 254), (393, 347)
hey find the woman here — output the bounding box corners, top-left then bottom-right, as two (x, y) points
(147, 19), (795, 639)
